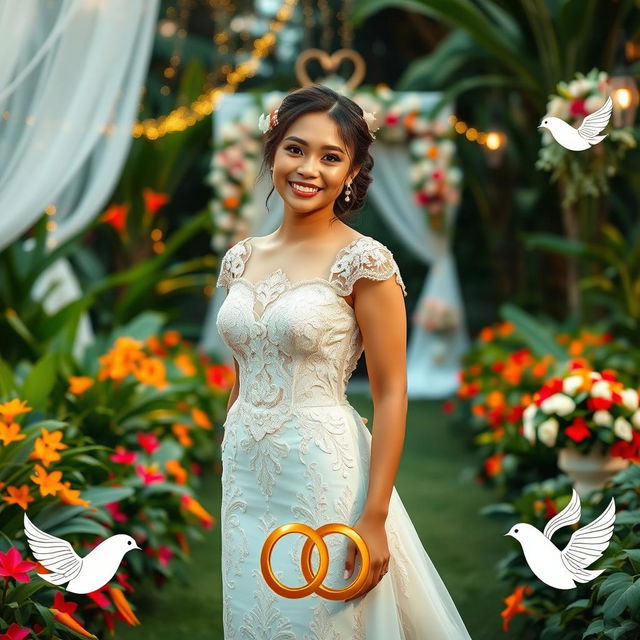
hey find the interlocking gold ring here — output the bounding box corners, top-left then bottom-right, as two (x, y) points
(260, 522), (370, 600)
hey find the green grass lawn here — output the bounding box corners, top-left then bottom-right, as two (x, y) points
(115, 395), (520, 639)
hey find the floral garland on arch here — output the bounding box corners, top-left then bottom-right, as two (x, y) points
(206, 81), (463, 252)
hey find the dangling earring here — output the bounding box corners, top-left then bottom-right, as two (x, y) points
(344, 181), (352, 202)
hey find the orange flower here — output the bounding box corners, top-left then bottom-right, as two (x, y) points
(174, 353), (196, 377)
(28, 439), (61, 467)
(0, 398), (32, 424)
(30, 464), (64, 497)
(98, 336), (146, 381)
(175, 531), (190, 554)
(191, 407), (212, 430)
(50, 608), (98, 638)
(497, 321), (515, 337)
(163, 330), (181, 347)
(142, 188), (169, 216)
(146, 335), (168, 356)
(0, 421), (28, 446)
(2, 484), (34, 510)
(486, 391), (505, 409)
(502, 364), (523, 387)
(427, 145), (439, 159)
(478, 326), (495, 342)
(134, 357), (168, 389)
(100, 203), (129, 233)
(58, 481), (91, 507)
(472, 404), (486, 417)
(223, 196), (240, 209)
(39, 428), (68, 452)
(568, 340), (584, 356)
(469, 364), (482, 376)
(501, 585), (533, 631)
(68, 376), (94, 395)
(172, 423), (193, 447)
(485, 453), (505, 477)
(107, 585), (140, 626)
(181, 494), (214, 526)
(165, 459), (188, 485)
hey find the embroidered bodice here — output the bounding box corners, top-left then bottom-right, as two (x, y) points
(215, 235), (407, 439)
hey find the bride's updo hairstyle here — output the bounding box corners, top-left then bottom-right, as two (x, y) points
(257, 84), (375, 222)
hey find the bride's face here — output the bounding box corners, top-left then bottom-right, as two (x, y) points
(272, 112), (355, 212)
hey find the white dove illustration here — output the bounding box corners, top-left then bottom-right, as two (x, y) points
(504, 489), (615, 589)
(538, 95), (613, 151)
(24, 512), (141, 594)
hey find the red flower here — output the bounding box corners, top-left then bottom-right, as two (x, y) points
(535, 377), (564, 405)
(0, 623), (31, 640)
(441, 400), (454, 414)
(100, 204), (129, 233)
(142, 188), (169, 215)
(565, 417), (590, 443)
(137, 431), (160, 455)
(543, 496), (558, 519)
(0, 547), (38, 583)
(415, 191), (431, 206)
(587, 396), (613, 411)
(491, 361), (505, 373)
(569, 99), (587, 117)
(507, 405), (524, 424)
(610, 431), (640, 460)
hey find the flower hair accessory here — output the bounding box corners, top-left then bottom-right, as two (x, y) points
(361, 109), (379, 139)
(258, 105), (380, 139)
(258, 107), (279, 135)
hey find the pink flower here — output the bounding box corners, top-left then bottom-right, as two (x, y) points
(0, 547), (38, 583)
(105, 501), (128, 523)
(0, 623), (32, 640)
(157, 545), (174, 568)
(135, 464), (165, 485)
(109, 445), (138, 465)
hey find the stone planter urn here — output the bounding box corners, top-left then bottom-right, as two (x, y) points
(557, 445), (630, 500)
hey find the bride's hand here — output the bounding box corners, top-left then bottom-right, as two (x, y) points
(343, 515), (389, 602)
(360, 415), (368, 425)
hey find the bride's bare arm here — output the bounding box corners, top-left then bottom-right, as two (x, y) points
(353, 275), (408, 522)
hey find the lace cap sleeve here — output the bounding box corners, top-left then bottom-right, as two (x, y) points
(216, 238), (250, 290)
(329, 237), (407, 298)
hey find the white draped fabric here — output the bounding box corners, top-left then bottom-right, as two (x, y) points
(201, 92), (470, 399)
(0, 0), (159, 360)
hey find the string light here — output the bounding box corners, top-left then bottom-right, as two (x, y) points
(448, 114), (507, 150)
(132, 0), (298, 140)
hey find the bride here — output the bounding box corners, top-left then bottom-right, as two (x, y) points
(215, 83), (472, 639)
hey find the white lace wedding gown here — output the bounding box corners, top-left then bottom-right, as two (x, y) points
(215, 235), (472, 639)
